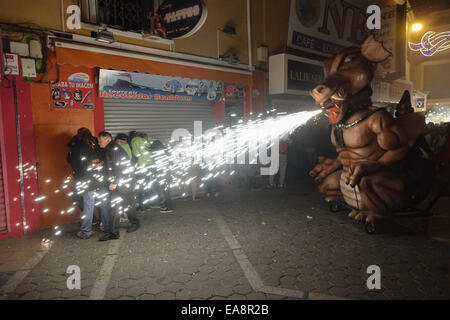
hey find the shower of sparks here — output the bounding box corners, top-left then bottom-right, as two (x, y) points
(32, 109), (321, 237)
(425, 106), (450, 124)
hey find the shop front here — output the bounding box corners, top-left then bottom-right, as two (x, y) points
(28, 38), (262, 229)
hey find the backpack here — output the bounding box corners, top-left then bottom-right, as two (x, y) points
(148, 139), (165, 152)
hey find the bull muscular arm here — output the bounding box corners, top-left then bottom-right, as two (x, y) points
(309, 156), (342, 183)
(346, 110), (409, 187)
(370, 110), (409, 166)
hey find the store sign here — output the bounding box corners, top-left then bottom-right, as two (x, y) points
(157, 0), (207, 39)
(412, 90), (427, 112)
(269, 54), (323, 95)
(3, 53), (20, 75)
(287, 0), (373, 56)
(51, 71), (96, 110)
(99, 69), (223, 102)
(287, 59), (324, 92)
(223, 84), (245, 100)
(409, 31), (450, 57)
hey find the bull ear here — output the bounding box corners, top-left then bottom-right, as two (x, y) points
(361, 34), (392, 62)
(323, 58), (332, 77)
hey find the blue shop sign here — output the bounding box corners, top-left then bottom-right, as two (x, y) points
(99, 69), (223, 102)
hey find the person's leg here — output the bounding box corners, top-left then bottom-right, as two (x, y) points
(269, 173), (275, 186)
(118, 188), (140, 232)
(123, 191), (139, 226)
(191, 177), (198, 200)
(80, 191), (95, 237)
(109, 191), (121, 236)
(137, 173), (147, 209)
(96, 187), (110, 231)
(163, 185), (173, 210)
(279, 154), (287, 186)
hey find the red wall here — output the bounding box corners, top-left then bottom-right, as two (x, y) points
(0, 57), (40, 240)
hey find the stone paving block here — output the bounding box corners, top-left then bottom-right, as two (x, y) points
(14, 283), (37, 295)
(18, 291), (41, 300)
(190, 288), (214, 299)
(245, 292), (267, 300)
(208, 295), (227, 300)
(213, 286), (234, 297)
(60, 289), (82, 298)
(67, 295), (88, 300)
(118, 279), (141, 289)
(232, 283), (253, 296)
(144, 283), (167, 295)
(137, 293), (156, 300)
(117, 296), (134, 300)
(106, 287), (125, 299)
(162, 282), (184, 294)
(125, 286), (146, 298)
(155, 291), (176, 300)
(40, 289), (62, 300)
(227, 293), (247, 300)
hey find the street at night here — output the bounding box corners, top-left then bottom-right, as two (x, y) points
(1, 178), (450, 301)
(1, 0), (450, 315)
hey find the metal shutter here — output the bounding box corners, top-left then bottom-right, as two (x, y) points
(0, 145), (7, 232)
(103, 99), (214, 144)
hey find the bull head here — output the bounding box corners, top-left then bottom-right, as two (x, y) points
(310, 35), (391, 123)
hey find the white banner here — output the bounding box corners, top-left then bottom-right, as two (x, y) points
(287, 0), (373, 57)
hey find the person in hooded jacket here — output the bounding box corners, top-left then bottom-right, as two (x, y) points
(98, 131), (140, 241)
(67, 127), (110, 239)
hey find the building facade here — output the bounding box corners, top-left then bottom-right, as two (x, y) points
(0, 0), (271, 238)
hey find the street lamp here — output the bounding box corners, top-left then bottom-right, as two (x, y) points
(412, 23), (422, 32)
(216, 25), (236, 60)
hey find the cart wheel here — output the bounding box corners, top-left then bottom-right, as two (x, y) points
(329, 201), (341, 213)
(365, 222), (376, 234)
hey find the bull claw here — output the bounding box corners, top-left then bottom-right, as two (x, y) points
(348, 210), (358, 219)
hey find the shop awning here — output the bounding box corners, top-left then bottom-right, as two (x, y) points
(54, 40), (252, 86)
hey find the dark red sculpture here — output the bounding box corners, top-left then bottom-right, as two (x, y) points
(309, 35), (433, 226)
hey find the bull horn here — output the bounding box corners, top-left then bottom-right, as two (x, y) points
(361, 34), (392, 62)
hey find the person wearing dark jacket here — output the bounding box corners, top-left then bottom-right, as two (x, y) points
(67, 128), (110, 239)
(98, 131), (140, 241)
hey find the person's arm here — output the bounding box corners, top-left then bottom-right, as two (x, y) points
(131, 137), (142, 158)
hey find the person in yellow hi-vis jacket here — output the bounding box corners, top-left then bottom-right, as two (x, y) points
(129, 131), (173, 213)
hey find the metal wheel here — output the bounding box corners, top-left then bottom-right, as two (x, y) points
(365, 222), (376, 234)
(329, 201), (341, 213)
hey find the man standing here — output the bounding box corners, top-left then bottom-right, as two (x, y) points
(98, 131), (140, 241)
(67, 128), (110, 239)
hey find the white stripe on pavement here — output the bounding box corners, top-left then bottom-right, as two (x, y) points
(215, 213), (348, 300)
(0, 242), (53, 299)
(89, 236), (123, 300)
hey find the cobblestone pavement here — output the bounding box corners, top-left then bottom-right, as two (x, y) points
(1, 178), (450, 300)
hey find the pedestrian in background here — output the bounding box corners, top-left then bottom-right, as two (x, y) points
(268, 137), (289, 188)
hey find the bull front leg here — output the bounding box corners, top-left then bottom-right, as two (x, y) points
(309, 157), (343, 201)
(345, 161), (405, 222)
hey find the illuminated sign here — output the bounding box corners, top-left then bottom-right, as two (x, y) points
(157, 0), (207, 39)
(408, 31), (450, 56)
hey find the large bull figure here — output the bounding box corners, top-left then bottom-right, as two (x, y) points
(309, 35), (433, 226)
